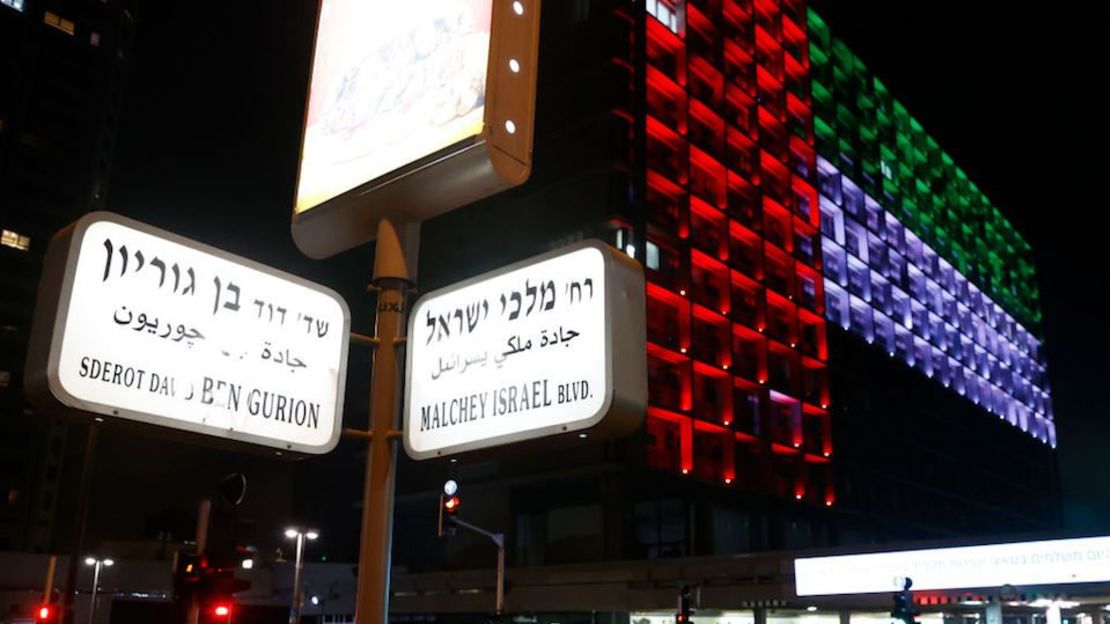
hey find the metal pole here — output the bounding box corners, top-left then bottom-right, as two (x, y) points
(186, 499), (211, 624)
(447, 518), (505, 615)
(495, 536), (505, 615)
(87, 562), (100, 624)
(354, 219), (410, 624)
(43, 555), (57, 604)
(289, 533), (306, 624)
(62, 421), (99, 624)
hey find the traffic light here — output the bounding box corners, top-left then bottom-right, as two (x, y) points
(676, 585), (694, 624)
(437, 479), (460, 537)
(34, 604), (56, 623)
(204, 600), (233, 623)
(202, 473), (253, 600)
(438, 493), (461, 536)
(173, 550), (206, 602)
(891, 578), (918, 624)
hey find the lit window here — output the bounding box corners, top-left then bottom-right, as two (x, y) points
(1, 229), (31, 251)
(879, 160), (894, 180)
(646, 0), (680, 34)
(0, 370), (9, 388)
(90, 31), (100, 46)
(43, 11), (76, 35)
(2, 0), (24, 12)
(646, 241), (660, 271)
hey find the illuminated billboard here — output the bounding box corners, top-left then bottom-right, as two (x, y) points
(794, 536), (1110, 596)
(292, 0), (541, 258)
(25, 212), (351, 456)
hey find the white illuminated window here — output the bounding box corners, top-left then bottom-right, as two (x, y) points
(646, 241), (660, 271)
(1, 0), (24, 12)
(1, 229), (31, 251)
(646, 0), (680, 34)
(880, 160), (894, 180)
(43, 11), (76, 35)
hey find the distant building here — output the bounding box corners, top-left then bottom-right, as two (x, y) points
(0, 0), (132, 552)
(395, 0), (1059, 574)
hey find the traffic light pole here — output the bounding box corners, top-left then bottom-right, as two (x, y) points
(288, 532), (306, 624)
(61, 421), (99, 624)
(447, 517), (505, 615)
(347, 219), (411, 624)
(186, 498), (211, 624)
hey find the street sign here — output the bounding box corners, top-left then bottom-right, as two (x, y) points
(291, 0), (543, 258)
(25, 212), (350, 456)
(403, 240), (646, 460)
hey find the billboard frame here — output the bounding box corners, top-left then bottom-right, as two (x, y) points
(290, 0), (543, 259)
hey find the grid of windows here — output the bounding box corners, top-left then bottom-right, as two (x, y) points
(818, 155), (1054, 445)
(807, 9), (1039, 328)
(629, 0), (1053, 502)
(635, 0), (835, 506)
(806, 9), (1054, 445)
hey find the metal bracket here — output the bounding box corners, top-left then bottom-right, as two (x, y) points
(350, 333), (380, 348)
(342, 428), (403, 441)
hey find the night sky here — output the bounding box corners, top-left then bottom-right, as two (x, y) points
(95, 0), (1108, 555)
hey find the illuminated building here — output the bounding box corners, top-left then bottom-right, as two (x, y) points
(406, 0), (1058, 568)
(0, 0), (132, 551)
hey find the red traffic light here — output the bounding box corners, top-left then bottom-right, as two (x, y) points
(444, 496), (460, 512)
(36, 605), (54, 622)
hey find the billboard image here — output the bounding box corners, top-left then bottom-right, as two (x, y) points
(295, 0), (493, 214)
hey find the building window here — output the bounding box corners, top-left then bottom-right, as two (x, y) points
(1, 229), (31, 251)
(880, 160), (894, 180)
(90, 31), (100, 46)
(1, 0), (25, 12)
(646, 0), (680, 35)
(646, 240), (660, 271)
(43, 11), (76, 35)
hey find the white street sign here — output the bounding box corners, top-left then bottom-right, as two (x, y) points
(26, 212), (350, 455)
(404, 240), (646, 460)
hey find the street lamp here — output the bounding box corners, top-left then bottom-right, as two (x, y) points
(84, 557), (114, 624)
(284, 527), (318, 624)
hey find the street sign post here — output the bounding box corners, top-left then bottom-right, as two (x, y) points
(404, 240), (647, 460)
(25, 211), (351, 456)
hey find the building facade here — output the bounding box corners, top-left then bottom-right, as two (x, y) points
(0, 0), (132, 552)
(395, 0), (1059, 574)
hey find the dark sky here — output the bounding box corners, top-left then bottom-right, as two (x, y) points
(100, 0), (1109, 552)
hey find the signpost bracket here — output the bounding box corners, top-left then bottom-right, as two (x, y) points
(350, 333), (380, 348)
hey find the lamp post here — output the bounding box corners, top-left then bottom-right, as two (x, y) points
(284, 527), (318, 624)
(83, 557), (113, 624)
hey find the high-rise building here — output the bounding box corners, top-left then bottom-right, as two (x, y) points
(398, 0), (1058, 571)
(0, 0), (132, 552)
